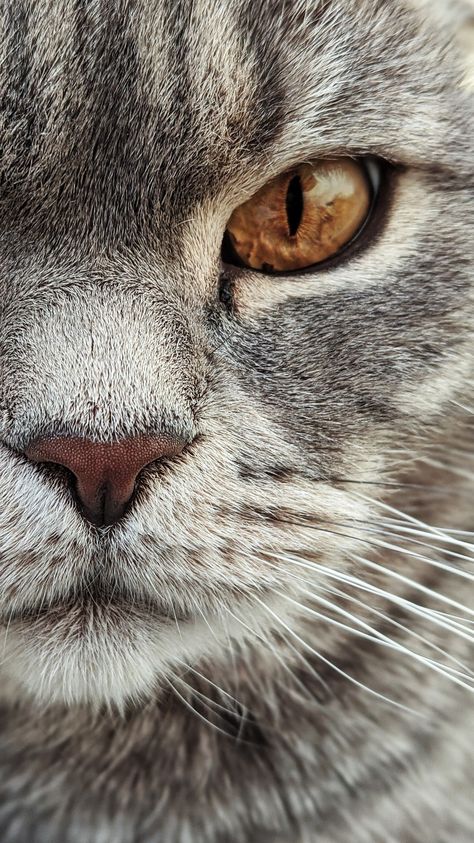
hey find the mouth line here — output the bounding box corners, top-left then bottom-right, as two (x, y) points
(1, 591), (193, 625)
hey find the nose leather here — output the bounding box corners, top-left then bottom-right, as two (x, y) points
(24, 435), (185, 527)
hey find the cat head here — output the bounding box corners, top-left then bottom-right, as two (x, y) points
(0, 0), (472, 709)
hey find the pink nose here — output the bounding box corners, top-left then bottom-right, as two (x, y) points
(24, 435), (186, 526)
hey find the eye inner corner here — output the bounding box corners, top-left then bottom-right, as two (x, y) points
(285, 174), (304, 237)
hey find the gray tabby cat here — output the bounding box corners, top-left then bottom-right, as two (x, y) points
(0, 1), (473, 841)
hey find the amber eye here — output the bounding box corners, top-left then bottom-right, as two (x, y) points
(224, 158), (375, 273)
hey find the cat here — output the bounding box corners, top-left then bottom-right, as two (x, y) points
(0, 1), (473, 841)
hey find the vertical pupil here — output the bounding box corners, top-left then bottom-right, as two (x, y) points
(285, 174), (303, 236)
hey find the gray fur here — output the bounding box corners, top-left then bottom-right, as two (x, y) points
(0, 1), (473, 841)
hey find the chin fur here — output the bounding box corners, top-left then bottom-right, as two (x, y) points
(3, 605), (167, 709)
(2, 597), (290, 710)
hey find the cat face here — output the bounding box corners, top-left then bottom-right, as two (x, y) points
(0, 0), (472, 708)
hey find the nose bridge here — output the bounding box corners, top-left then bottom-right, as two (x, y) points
(0, 282), (199, 448)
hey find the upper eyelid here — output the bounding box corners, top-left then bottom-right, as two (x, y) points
(226, 149), (390, 215)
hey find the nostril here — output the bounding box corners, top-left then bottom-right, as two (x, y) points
(23, 434), (186, 527)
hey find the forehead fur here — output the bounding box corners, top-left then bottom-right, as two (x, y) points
(0, 0), (471, 253)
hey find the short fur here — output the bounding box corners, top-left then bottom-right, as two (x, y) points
(0, 1), (473, 841)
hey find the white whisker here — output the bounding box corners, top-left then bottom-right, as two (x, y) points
(358, 535), (474, 579)
(266, 561), (474, 680)
(270, 586), (474, 691)
(351, 553), (474, 617)
(352, 492), (474, 554)
(225, 604), (330, 702)
(318, 580), (474, 678)
(165, 676), (240, 739)
(268, 551), (474, 643)
(367, 522), (474, 565)
(450, 399), (474, 415)
(252, 594), (424, 717)
(174, 659), (245, 710)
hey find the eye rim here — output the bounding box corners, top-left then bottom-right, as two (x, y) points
(221, 156), (393, 278)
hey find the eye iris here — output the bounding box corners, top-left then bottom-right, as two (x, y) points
(225, 158), (373, 273)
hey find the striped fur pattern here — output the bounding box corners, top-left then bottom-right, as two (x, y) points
(0, 1), (473, 841)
